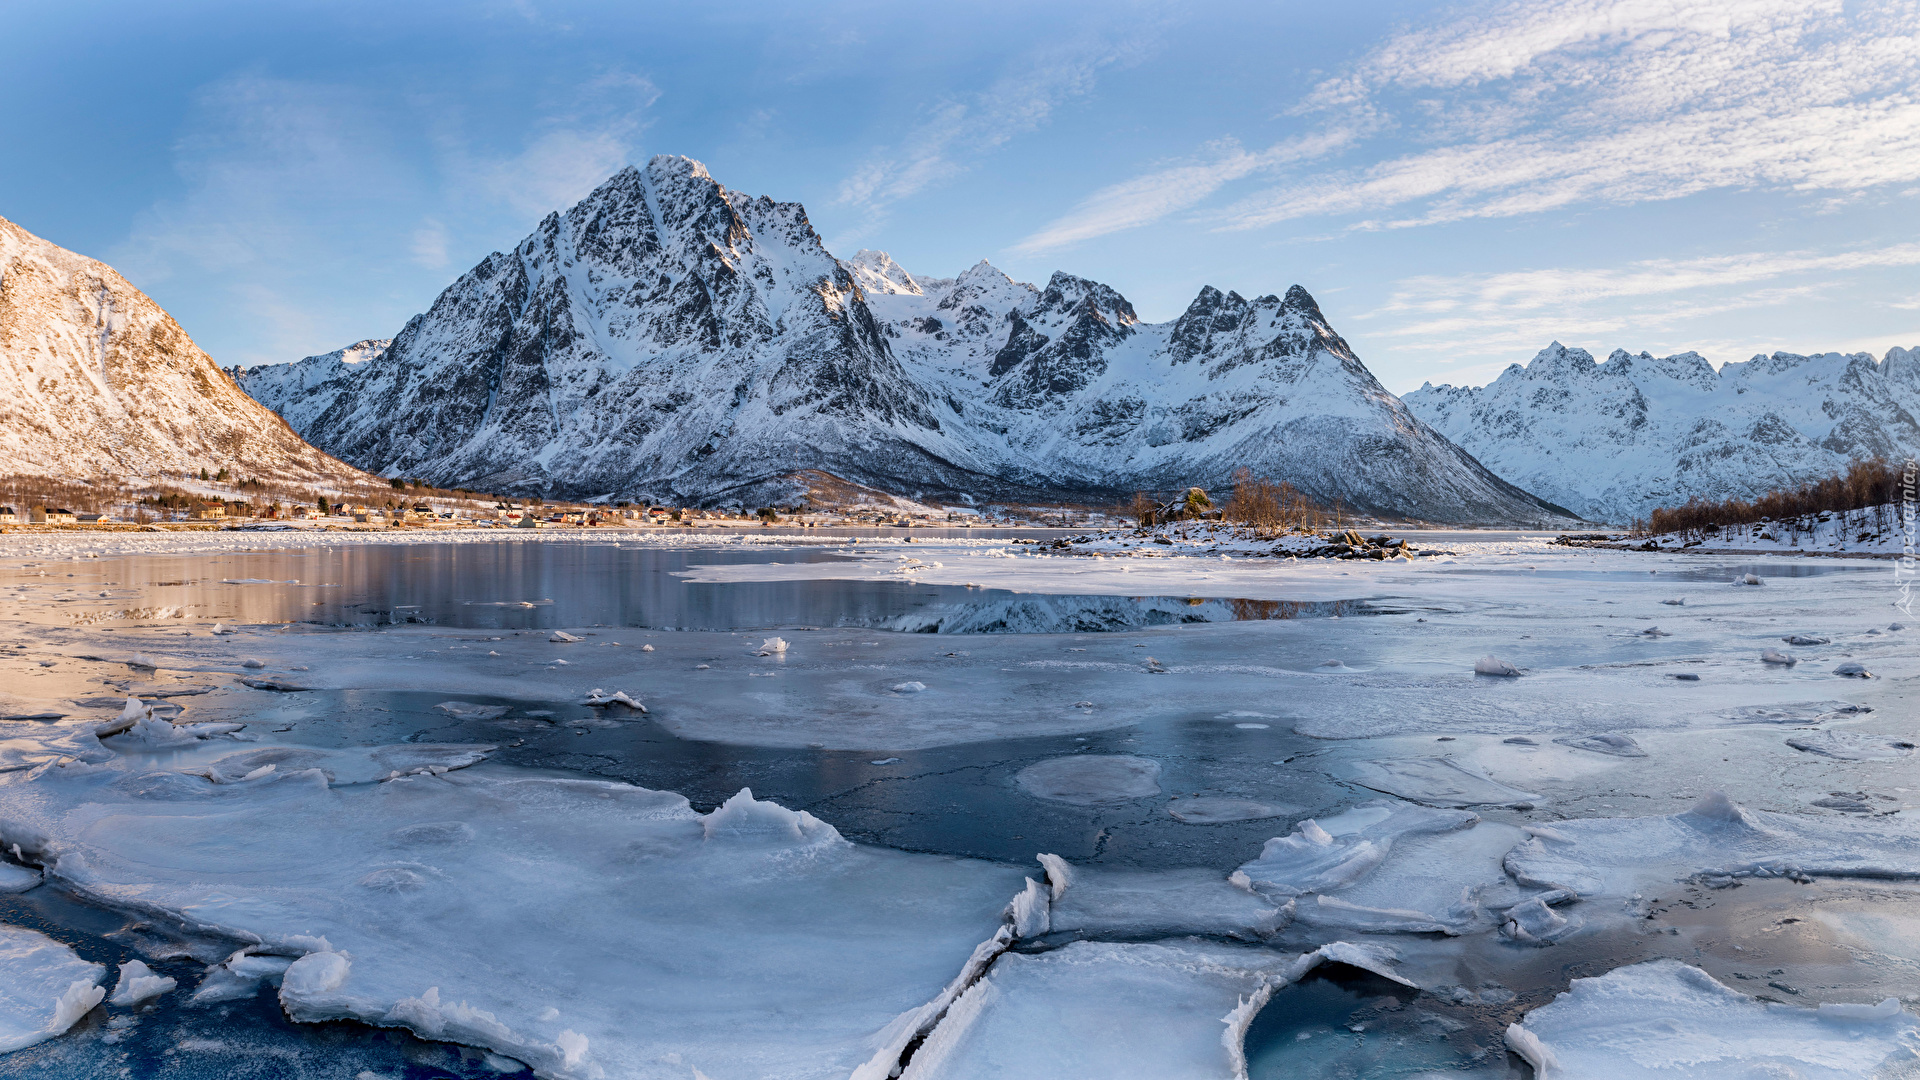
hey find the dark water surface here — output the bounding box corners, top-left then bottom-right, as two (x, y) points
(9, 541), (1386, 632)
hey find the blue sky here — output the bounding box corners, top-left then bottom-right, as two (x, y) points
(4, 0), (1918, 392)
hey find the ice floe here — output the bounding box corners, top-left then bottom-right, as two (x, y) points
(899, 939), (1409, 1080)
(1345, 758), (1541, 808)
(1506, 959), (1918, 1079)
(0, 924), (104, 1052)
(1014, 755), (1162, 805)
(1042, 863), (1291, 941)
(1505, 792), (1920, 898)
(433, 701), (511, 720)
(0, 763), (1025, 1079)
(108, 958), (176, 1006)
(1552, 733), (1648, 757)
(1166, 798), (1300, 824)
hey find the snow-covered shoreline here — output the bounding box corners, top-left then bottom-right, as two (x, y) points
(1585, 501), (1917, 559)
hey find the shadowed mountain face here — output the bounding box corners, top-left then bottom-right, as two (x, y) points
(241, 156), (1567, 524)
(0, 216), (371, 486)
(1404, 342), (1920, 523)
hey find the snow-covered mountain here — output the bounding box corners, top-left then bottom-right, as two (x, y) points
(1403, 342), (1920, 524)
(0, 214), (372, 486)
(232, 338), (388, 436)
(239, 155), (1567, 523)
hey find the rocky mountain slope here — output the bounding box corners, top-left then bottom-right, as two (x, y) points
(0, 215), (372, 487)
(1403, 343), (1920, 524)
(240, 156), (1568, 523)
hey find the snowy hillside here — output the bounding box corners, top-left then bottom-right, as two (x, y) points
(241, 156), (1568, 524)
(0, 215), (372, 486)
(1404, 342), (1920, 524)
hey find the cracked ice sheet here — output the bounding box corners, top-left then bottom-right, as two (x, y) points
(899, 939), (1408, 1080)
(1507, 959), (1919, 1079)
(0, 761), (1026, 1079)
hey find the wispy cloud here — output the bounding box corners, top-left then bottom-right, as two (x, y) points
(1009, 131), (1355, 254)
(1220, 0), (1920, 230)
(833, 28), (1160, 241)
(1012, 0), (1920, 246)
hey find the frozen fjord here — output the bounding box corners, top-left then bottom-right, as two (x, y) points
(1, 532), (1919, 1077)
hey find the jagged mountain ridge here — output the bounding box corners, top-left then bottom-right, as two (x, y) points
(240, 156), (1568, 523)
(1402, 342), (1920, 524)
(0, 215), (372, 486)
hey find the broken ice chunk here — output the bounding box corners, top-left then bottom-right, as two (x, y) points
(891, 681), (928, 694)
(241, 658), (266, 669)
(1660, 597), (1685, 605)
(1144, 656), (1167, 673)
(1761, 649), (1797, 665)
(1833, 662), (1873, 678)
(639, 644), (654, 652)
(108, 959), (177, 1006)
(0, 925), (106, 1052)
(1473, 655), (1521, 677)
(549, 631), (583, 643)
(1553, 734), (1648, 758)
(1785, 730), (1915, 761)
(1734, 573), (1764, 586)
(190, 951), (296, 1004)
(581, 689), (646, 712)
(1501, 896), (1580, 946)
(1504, 959), (1917, 1079)
(1783, 634), (1830, 645)
(1235, 801), (1477, 896)
(1014, 756), (1161, 805)
(0, 863), (42, 893)
(755, 637), (788, 656)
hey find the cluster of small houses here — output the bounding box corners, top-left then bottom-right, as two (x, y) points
(0, 506), (111, 525)
(1, 501), (1026, 529)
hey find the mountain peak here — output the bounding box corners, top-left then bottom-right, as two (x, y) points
(846, 250), (923, 296)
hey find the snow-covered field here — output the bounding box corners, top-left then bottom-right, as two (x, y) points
(0, 530), (1917, 1078)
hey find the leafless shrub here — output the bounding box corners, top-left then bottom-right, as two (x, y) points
(1640, 459), (1906, 536)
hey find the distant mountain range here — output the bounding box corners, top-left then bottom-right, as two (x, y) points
(0, 215), (370, 487)
(1404, 342), (1920, 524)
(236, 155), (1567, 524)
